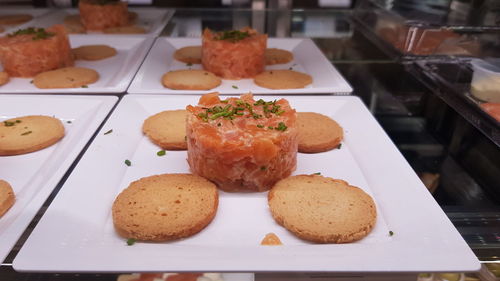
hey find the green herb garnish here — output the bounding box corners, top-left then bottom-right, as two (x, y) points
(260, 166), (267, 171)
(276, 122), (287, 131)
(21, 130), (32, 135)
(124, 159), (131, 166)
(8, 27), (55, 41)
(126, 238), (136, 246)
(104, 129), (113, 135)
(256, 124), (264, 128)
(3, 121), (15, 127)
(337, 143), (342, 149)
(215, 30), (250, 42)
(157, 150), (166, 156)
(81, 85), (88, 88)
(232, 85), (238, 89)
(313, 172), (321, 175)
(389, 231), (394, 236)
(186, 62), (193, 67)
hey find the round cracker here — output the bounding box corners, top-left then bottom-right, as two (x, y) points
(128, 11), (138, 24)
(0, 115), (65, 156)
(103, 25), (146, 34)
(112, 173), (219, 241)
(297, 112), (343, 153)
(173, 46), (202, 64)
(268, 175), (377, 243)
(143, 109), (187, 150)
(33, 67), (99, 89)
(161, 69), (221, 90)
(0, 180), (15, 218)
(0, 14), (33, 25)
(254, 70), (312, 89)
(265, 48), (293, 65)
(63, 14), (85, 34)
(0, 72), (9, 86)
(73, 45), (117, 61)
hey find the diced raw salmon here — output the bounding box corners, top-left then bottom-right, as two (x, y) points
(202, 28), (267, 80)
(0, 25), (74, 77)
(79, 0), (129, 31)
(186, 92), (298, 192)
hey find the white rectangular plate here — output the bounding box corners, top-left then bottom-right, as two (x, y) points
(31, 7), (174, 36)
(0, 35), (154, 94)
(128, 38), (353, 95)
(13, 95), (478, 272)
(0, 94), (117, 263)
(0, 7), (51, 36)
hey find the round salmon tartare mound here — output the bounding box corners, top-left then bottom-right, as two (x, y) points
(186, 92), (298, 192)
(202, 27), (267, 80)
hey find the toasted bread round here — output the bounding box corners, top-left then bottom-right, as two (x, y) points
(174, 46), (202, 64)
(103, 25), (146, 34)
(0, 180), (15, 218)
(143, 109), (187, 150)
(63, 14), (85, 34)
(0, 115), (65, 156)
(265, 48), (293, 65)
(161, 69), (221, 90)
(73, 44), (117, 61)
(112, 173), (219, 241)
(0, 71), (9, 86)
(0, 14), (33, 25)
(268, 175), (377, 243)
(297, 112), (343, 153)
(254, 70), (312, 89)
(33, 67), (99, 89)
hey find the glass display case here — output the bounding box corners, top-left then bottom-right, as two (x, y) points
(0, 1), (499, 281)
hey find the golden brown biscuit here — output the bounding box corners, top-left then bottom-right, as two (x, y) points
(0, 115), (65, 156)
(0, 180), (15, 218)
(265, 48), (293, 65)
(143, 109), (187, 150)
(0, 14), (33, 25)
(173, 46), (202, 64)
(297, 112), (343, 153)
(103, 25), (146, 34)
(0, 71), (9, 86)
(268, 175), (377, 243)
(63, 14), (85, 34)
(112, 173), (219, 241)
(33, 67), (99, 89)
(254, 70), (312, 89)
(127, 11), (138, 24)
(161, 69), (221, 90)
(73, 45), (117, 61)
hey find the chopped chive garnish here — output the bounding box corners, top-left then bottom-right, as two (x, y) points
(276, 122), (287, 131)
(3, 121), (15, 127)
(157, 150), (166, 156)
(186, 62), (193, 67)
(126, 238), (136, 246)
(21, 131), (32, 135)
(124, 159), (131, 166)
(313, 172), (321, 175)
(389, 231), (394, 236)
(232, 85), (238, 89)
(337, 143), (342, 149)
(256, 124), (264, 128)
(81, 85), (88, 88)
(15, 120), (21, 123)
(104, 129), (113, 135)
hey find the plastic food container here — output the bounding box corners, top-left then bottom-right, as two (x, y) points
(471, 59), (500, 103)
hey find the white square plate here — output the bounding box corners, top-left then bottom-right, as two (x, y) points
(0, 94), (117, 263)
(13, 95), (478, 272)
(0, 35), (154, 94)
(0, 7), (51, 36)
(128, 38), (353, 95)
(33, 8), (174, 36)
